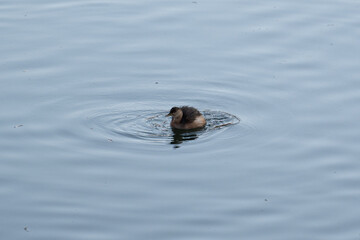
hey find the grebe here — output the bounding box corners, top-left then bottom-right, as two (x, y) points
(166, 106), (206, 130)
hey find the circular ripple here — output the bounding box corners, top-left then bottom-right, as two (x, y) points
(88, 109), (240, 145)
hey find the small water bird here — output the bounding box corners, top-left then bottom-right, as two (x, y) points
(166, 106), (206, 130)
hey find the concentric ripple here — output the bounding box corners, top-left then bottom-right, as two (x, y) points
(88, 109), (240, 145)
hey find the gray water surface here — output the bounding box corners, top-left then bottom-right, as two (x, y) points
(1, 0), (360, 239)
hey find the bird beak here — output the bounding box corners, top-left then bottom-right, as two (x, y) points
(166, 113), (171, 117)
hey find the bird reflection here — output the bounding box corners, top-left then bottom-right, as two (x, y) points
(170, 128), (201, 147)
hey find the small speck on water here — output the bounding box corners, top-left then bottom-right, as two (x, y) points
(155, 82), (159, 84)
(107, 138), (113, 142)
(24, 226), (29, 232)
(14, 124), (23, 128)
(264, 198), (268, 202)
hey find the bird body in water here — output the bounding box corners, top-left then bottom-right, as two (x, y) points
(166, 106), (206, 130)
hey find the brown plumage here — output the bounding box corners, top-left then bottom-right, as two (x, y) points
(166, 106), (206, 130)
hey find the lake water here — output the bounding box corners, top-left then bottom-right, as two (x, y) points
(1, 0), (360, 239)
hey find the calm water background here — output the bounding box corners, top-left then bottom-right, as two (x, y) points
(1, 0), (360, 239)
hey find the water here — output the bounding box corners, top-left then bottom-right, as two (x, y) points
(1, 0), (360, 239)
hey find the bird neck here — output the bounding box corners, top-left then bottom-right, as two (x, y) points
(172, 111), (183, 124)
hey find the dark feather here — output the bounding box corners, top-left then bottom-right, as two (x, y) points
(180, 106), (201, 123)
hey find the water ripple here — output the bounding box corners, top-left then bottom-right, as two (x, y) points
(88, 108), (240, 146)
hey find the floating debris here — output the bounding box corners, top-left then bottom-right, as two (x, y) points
(107, 138), (113, 142)
(24, 226), (29, 232)
(14, 124), (23, 128)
